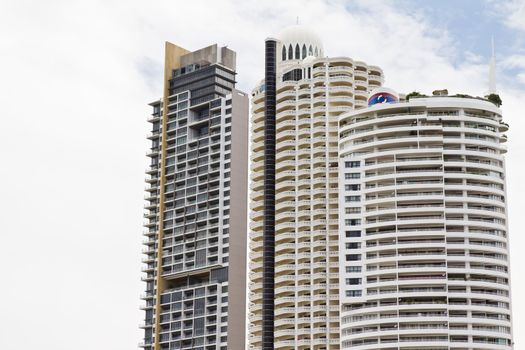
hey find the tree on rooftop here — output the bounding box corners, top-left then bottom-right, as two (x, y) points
(486, 93), (502, 107)
(406, 91), (426, 101)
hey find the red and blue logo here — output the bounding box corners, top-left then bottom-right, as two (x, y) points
(368, 92), (398, 106)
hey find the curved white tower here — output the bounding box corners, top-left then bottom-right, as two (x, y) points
(338, 96), (512, 349)
(249, 25), (384, 350)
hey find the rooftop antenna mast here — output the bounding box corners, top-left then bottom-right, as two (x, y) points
(488, 35), (497, 94)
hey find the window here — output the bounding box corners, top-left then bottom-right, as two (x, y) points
(194, 317), (204, 336)
(346, 254), (361, 261)
(198, 126), (208, 137)
(166, 157), (176, 166)
(210, 267), (228, 283)
(302, 44), (307, 59)
(288, 44), (293, 59)
(346, 231), (361, 238)
(346, 242), (360, 249)
(346, 266), (362, 273)
(345, 207), (361, 214)
(345, 219), (361, 226)
(194, 299), (205, 317)
(346, 278), (361, 285)
(282, 46), (286, 61)
(345, 161), (360, 168)
(345, 184), (360, 191)
(346, 290), (362, 297)
(345, 173), (360, 179)
(295, 44), (300, 59)
(178, 109), (188, 118)
(283, 68), (302, 82)
(152, 121), (160, 132)
(345, 195), (361, 202)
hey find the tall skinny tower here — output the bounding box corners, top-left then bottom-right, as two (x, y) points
(249, 25), (384, 350)
(141, 43), (249, 350)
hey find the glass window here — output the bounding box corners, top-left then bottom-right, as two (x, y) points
(345, 219), (361, 226)
(346, 242), (360, 249)
(345, 207), (361, 214)
(346, 290), (362, 297)
(346, 278), (361, 285)
(345, 173), (360, 179)
(345, 184), (360, 191)
(345, 161), (360, 168)
(346, 266), (361, 273)
(346, 254), (361, 261)
(346, 230), (361, 237)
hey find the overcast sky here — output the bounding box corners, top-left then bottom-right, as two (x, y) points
(1, 0), (524, 349)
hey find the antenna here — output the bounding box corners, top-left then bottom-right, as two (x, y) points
(296, 16), (299, 25)
(488, 35), (497, 94)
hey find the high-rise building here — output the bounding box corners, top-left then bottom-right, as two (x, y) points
(249, 25), (384, 349)
(338, 92), (513, 349)
(141, 42), (249, 350)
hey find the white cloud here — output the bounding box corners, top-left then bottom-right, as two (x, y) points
(502, 54), (525, 69)
(494, 0), (525, 31)
(518, 72), (525, 84)
(0, 0), (524, 349)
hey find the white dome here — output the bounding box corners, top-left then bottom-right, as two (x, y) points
(277, 25), (323, 61)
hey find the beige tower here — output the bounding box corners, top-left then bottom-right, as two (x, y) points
(248, 25), (384, 350)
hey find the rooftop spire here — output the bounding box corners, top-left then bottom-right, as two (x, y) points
(488, 36), (497, 94)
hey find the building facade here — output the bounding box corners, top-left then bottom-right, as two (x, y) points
(338, 95), (513, 349)
(141, 43), (249, 350)
(249, 25), (384, 350)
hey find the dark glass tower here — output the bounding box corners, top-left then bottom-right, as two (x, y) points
(141, 43), (249, 350)
(262, 39), (277, 350)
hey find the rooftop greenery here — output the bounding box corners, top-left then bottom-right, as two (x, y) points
(405, 91), (502, 107)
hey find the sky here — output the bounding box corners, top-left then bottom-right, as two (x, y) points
(0, 0), (524, 349)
